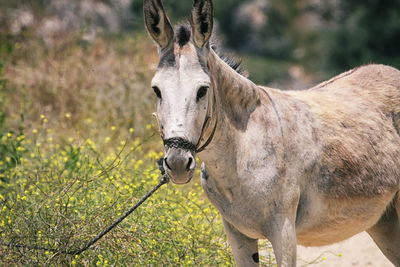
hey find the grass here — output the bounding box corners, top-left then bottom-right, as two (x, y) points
(0, 123), (231, 266)
(0, 32), (277, 266)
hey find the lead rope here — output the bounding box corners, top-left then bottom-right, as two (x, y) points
(3, 160), (169, 256)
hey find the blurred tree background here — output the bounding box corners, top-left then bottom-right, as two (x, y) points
(1, 0), (400, 87)
(132, 0), (400, 86)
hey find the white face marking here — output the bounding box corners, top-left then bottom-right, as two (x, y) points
(151, 43), (211, 144)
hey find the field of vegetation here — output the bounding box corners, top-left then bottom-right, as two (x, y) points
(0, 34), (273, 266)
(0, 28), (279, 265)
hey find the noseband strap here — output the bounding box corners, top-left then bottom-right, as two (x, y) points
(163, 137), (197, 152)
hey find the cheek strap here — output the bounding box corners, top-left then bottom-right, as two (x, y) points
(195, 59), (218, 153)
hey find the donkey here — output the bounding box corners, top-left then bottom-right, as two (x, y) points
(143, 0), (400, 266)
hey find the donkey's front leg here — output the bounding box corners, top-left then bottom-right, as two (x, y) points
(268, 215), (297, 267)
(223, 219), (260, 266)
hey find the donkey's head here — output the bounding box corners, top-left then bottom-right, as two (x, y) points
(144, 0), (215, 184)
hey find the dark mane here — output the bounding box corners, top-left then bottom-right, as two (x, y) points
(210, 42), (247, 77)
(174, 24), (247, 76)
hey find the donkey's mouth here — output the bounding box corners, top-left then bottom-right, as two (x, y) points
(168, 170), (195, 184)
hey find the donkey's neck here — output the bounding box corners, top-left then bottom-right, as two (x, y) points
(208, 50), (260, 131)
(197, 50), (263, 197)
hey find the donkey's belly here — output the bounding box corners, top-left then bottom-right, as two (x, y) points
(295, 192), (395, 246)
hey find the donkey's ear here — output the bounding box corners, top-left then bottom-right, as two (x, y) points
(190, 0), (213, 48)
(143, 0), (174, 49)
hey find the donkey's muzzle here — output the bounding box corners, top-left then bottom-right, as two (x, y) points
(164, 147), (196, 184)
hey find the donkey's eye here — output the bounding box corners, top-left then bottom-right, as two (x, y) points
(152, 86), (162, 99)
(196, 86), (208, 102)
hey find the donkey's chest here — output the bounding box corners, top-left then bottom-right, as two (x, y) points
(200, 165), (273, 239)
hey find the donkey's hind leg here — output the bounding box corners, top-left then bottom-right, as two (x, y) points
(367, 193), (400, 266)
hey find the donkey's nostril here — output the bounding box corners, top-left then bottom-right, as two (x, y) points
(186, 157), (193, 171)
(164, 157), (172, 171)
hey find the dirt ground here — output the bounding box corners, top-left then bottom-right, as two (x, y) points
(296, 232), (394, 267)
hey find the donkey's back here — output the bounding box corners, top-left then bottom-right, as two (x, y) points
(310, 64), (400, 130)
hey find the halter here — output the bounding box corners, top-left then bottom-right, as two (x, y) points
(153, 56), (218, 153)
